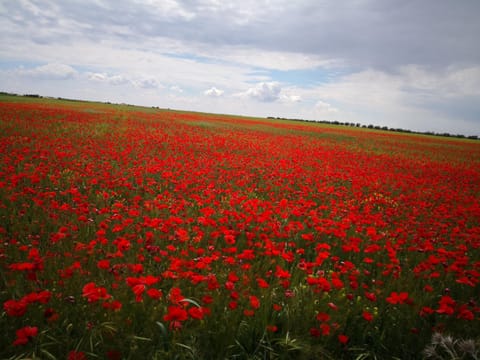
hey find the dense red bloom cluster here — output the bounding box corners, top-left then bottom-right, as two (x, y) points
(82, 282), (111, 303)
(386, 291), (412, 305)
(0, 100), (479, 357)
(13, 326), (38, 346)
(4, 290), (51, 317)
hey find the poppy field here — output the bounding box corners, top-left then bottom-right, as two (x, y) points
(1, 96), (479, 359)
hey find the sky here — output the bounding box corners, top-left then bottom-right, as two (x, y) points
(1, 0), (479, 136)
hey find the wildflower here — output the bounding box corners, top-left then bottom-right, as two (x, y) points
(44, 307), (59, 322)
(68, 350), (87, 360)
(316, 312), (330, 322)
(82, 282), (111, 303)
(106, 350), (122, 360)
(146, 288), (163, 300)
(273, 304), (282, 311)
(164, 306), (188, 322)
(249, 295), (260, 309)
(97, 259), (110, 269)
(338, 334), (349, 345)
(365, 291), (377, 302)
(243, 309), (255, 317)
(386, 291), (410, 305)
(256, 278), (269, 288)
(436, 295), (456, 315)
(13, 326), (38, 346)
(188, 306), (205, 320)
(228, 301), (238, 310)
(267, 325), (278, 332)
(363, 311), (374, 322)
(4, 299), (28, 317)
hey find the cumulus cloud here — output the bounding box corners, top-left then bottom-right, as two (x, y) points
(109, 75), (129, 86)
(204, 87), (224, 97)
(296, 66), (480, 133)
(16, 63), (77, 80)
(242, 82), (301, 103)
(89, 74), (161, 89)
(314, 100), (338, 116)
(134, 78), (160, 89)
(308, 66), (480, 112)
(88, 73), (107, 81)
(280, 93), (301, 103)
(170, 85), (183, 93)
(88, 72), (129, 85)
(242, 82), (281, 102)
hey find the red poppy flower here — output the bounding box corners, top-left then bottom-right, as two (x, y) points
(13, 326), (38, 346)
(338, 334), (349, 345)
(316, 312), (330, 322)
(164, 306), (188, 322)
(82, 282), (111, 303)
(256, 278), (269, 288)
(320, 323), (331, 336)
(188, 306), (205, 320)
(249, 295), (260, 309)
(363, 311), (374, 322)
(386, 291), (410, 305)
(146, 288), (163, 300)
(68, 350), (87, 360)
(4, 299), (28, 317)
(436, 295), (456, 315)
(168, 287), (184, 304)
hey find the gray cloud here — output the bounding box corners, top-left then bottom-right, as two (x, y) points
(4, 0), (479, 71)
(134, 77), (160, 89)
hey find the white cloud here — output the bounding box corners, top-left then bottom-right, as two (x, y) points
(204, 87), (224, 97)
(88, 72), (107, 81)
(293, 66), (480, 133)
(399, 65), (480, 98)
(16, 63), (77, 80)
(240, 82), (302, 104)
(170, 85), (183, 93)
(0, 37), (261, 93)
(109, 74), (129, 86)
(314, 100), (338, 115)
(280, 93), (301, 103)
(307, 66), (480, 113)
(134, 78), (160, 89)
(88, 72), (129, 85)
(242, 82), (281, 102)
(204, 46), (340, 71)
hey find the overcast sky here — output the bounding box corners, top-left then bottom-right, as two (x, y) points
(1, 0), (479, 135)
